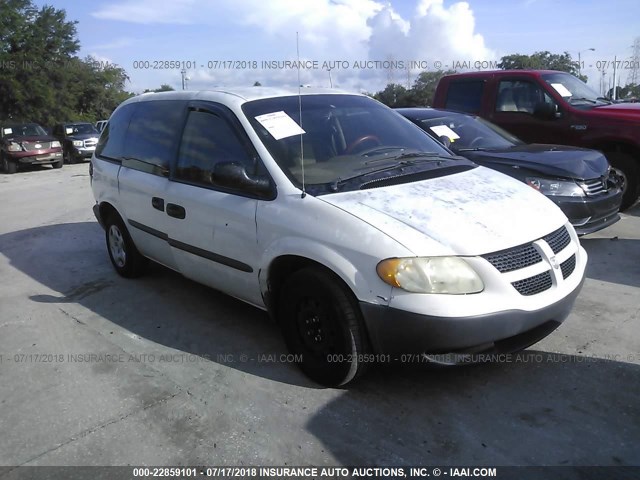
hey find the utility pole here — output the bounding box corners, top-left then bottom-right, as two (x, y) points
(612, 56), (618, 100)
(181, 69), (189, 90)
(629, 37), (640, 85)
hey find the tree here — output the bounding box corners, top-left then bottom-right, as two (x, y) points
(253, 81), (262, 86)
(372, 69), (454, 107)
(410, 69), (456, 106)
(372, 83), (412, 107)
(143, 84), (175, 93)
(497, 51), (587, 82)
(0, 1), (132, 125)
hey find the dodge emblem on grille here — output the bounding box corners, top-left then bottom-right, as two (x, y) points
(550, 256), (560, 269)
(34, 143), (41, 149)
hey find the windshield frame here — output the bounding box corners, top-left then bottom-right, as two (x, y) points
(241, 94), (466, 195)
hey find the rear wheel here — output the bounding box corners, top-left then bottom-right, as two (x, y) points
(606, 151), (639, 210)
(278, 267), (369, 386)
(104, 213), (148, 278)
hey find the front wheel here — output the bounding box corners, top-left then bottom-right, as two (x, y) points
(278, 267), (369, 386)
(606, 151), (639, 210)
(105, 213), (148, 278)
(52, 159), (63, 169)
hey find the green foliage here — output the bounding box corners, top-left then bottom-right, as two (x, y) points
(0, 1), (132, 127)
(143, 84), (175, 93)
(607, 83), (640, 100)
(497, 51), (587, 82)
(372, 70), (454, 107)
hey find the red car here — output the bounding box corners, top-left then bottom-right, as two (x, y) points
(0, 123), (63, 173)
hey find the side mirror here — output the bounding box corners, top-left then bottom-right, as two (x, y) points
(212, 161), (273, 197)
(533, 102), (560, 120)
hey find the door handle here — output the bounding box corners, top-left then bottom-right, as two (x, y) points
(151, 197), (164, 211)
(166, 203), (186, 219)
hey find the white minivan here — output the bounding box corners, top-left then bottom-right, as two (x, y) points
(91, 88), (587, 385)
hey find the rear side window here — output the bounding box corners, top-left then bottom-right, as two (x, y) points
(96, 103), (136, 160)
(444, 80), (485, 113)
(125, 100), (185, 171)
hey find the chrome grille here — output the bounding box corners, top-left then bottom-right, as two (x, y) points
(512, 271), (552, 296)
(84, 138), (98, 148)
(543, 226), (570, 254)
(482, 244), (542, 273)
(22, 141), (51, 151)
(560, 254), (576, 280)
(579, 177), (607, 196)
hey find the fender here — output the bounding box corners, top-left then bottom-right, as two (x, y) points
(258, 236), (394, 307)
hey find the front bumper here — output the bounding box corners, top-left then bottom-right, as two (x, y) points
(553, 190), (623, 235)
(12, 151), (63, 165)
(71, 147), (96, 160)
(360, 273), (585, 355)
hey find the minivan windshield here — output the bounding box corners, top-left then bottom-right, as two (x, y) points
(541, 72), (610, 106)
(243, 95), (461, 192)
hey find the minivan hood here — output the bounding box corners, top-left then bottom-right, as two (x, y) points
(460, 144), (608, 180)
(320, 166), (567, 256)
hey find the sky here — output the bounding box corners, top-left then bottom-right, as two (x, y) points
(35, 0), (640, 94)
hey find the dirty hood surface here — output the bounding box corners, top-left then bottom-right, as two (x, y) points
(320, 166), (567, 256)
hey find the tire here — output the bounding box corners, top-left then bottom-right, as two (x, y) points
(64, 149), (76, 165)
(52, 159), (63, 169)
(104, 213), (148, 278)
(606, 151), (639, 210)
(278, 267), (369, 386)
(5, 158), (17, 174)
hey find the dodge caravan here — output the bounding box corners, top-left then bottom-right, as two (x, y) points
(91, 89), (587, 386)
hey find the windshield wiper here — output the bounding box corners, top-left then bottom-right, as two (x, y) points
(456, 147), (487, 152)
(569, 97), (597, 104)
(330, 155), (450, 191)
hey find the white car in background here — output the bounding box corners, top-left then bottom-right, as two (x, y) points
(90, 88), (587, 386)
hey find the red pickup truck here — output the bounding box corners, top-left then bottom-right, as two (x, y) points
(433, 70), (640, 209)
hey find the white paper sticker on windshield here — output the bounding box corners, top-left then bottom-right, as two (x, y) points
(429, 125), (460, 140)
(255, 111), (305, 140)
(550, 83), (572, 97)
(3, 128), (12, 135)
(65, 127), (74, 135)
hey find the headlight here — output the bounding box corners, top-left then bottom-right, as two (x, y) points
(7, 142), (22, 152)
(526, 177), (584, 196)
(376, 257), (484, 294)
(51, 141), (61, 148)
(72, 140), (83, 147)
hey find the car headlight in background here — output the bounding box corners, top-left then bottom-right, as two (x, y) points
(72, 140), (83, 147)
(7, 142), (22, 152)
(377, 257), (484, 294)
(526, 177), (584, 196)
(51, 141), (61, 148)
